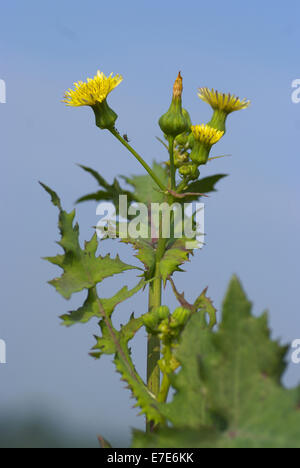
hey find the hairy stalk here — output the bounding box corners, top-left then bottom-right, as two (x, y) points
(168, 136), (176, 190)
(109, 128), (167, 192)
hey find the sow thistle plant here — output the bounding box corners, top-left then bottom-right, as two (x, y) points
(41, 70), (300, 449)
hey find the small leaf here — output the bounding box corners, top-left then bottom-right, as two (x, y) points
(182, 174), (227, 201)
(76, 165), (134, 211)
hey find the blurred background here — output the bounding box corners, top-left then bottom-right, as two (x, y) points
(0, 0), (299, 448)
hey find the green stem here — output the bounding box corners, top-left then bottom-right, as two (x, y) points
(109, 128), (167, 192)
(146, 235), (168, 432)
(168, 136), (176, 190)
(157, 373), (171, 403)
(146, 269), (161, 432)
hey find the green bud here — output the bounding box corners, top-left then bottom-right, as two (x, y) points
(179, 163), (199, 180)
(92, 99), (118, 130)
(175, 109), (192, 146)
(143, 312), (158, 333)
(174, 149), (189, 167)
(157, 306), (170, 320)
(171, 307), (190, 327)
(159, 72), (190, 137)
(158, 319), (170, 338)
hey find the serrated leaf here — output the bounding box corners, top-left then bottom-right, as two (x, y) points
(92, 313), (144, 357)
(122, 238), (156, 279)
(76, 165), (134, 210)
(61, 281), (144, 326)
(39, 182), (62, 209)
(136, 276), (300, 448)
(42, 184), (136, 299)
(182, 174), (227, 201)
(91, 297), (164, 425)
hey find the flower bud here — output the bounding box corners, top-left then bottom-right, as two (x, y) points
(175, 109), (192, 146)
(174, 149), (190, 167)
(171, 307), (190, 328)
(143, 312), (159, 333)
(179, 163), (199, 180)
(159, 72), (190, 137)
(157, 306), (170, 320)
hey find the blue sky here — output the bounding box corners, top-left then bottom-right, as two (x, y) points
(0, 0), (300, 446)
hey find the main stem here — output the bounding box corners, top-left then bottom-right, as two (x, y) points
(146, 136), (176, 430)
(146, 236), (167, 432)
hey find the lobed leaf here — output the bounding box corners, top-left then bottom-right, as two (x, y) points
(41, 183), (136, 299)
(134, 276), (300, 448)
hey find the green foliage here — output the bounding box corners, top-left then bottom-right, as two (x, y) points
(76, 165), (134, 209)
(60, 281), (144, 326)
(159, 239), (192, 285)
(41, 182), (164, 425)
(41, 183), (135, 300)
(121, 238), (156, 280)
(182, 174), (228, 201)
(133, 277), (300, 448)
(122, 162), (168, 204)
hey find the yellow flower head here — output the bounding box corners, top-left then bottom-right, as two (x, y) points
(198, 87), (250, 114)
(191, 124), (224, 146)
(63, 70), (123, 107)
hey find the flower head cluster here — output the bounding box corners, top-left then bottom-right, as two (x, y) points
(198, 87), (250, 114)
(63, 71), (123, 107)
(189, 124), (224, 167)
(191, 124), (224, 145)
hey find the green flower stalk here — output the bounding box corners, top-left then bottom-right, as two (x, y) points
(198, 87), (250, 133)
(189, 124), (224, 166)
